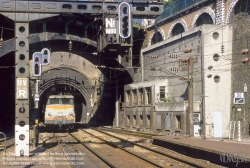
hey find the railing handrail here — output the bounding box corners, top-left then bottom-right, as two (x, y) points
(157, 0), (206, 21)
(0, 132), (6, 158)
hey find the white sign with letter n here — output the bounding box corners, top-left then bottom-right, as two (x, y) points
(16, 78), (28, 99)
(105, 18), (116, 34)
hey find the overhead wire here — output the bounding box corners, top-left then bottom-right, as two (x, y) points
(0, 1), (247, 87)
(142, 12), (250, 77)
(88, 1), (250, 90)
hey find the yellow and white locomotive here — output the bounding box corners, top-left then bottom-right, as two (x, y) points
(44, 95), (75, 129)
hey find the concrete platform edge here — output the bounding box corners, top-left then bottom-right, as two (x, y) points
(153, 137), (250, 168)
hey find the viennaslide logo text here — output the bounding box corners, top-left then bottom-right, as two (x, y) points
(220, 151), (248, 167)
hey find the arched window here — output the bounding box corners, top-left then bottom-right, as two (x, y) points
(151, 31), (163, 45)
(195, 13), (213, 27)
(171, 23), (185, 37)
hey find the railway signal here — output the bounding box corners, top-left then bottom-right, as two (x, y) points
(119, 2), (131, 38)
(32, 48), (50, 76)
(41, 48), (50, 65)
(32, 52), (42, 76)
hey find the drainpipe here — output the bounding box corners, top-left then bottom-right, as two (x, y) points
(140, 50), (144, 82)
(200, 26), (206, 138)
(151, 85), (156, 131)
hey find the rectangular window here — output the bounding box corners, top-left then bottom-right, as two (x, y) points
(61, 98), (74, 105)
(145, 87), (151, 105)
(160, 86), (165, 99)
(147, 115), (150, 127)
(193, 113), (200, 126)
(126, 91), (131, 106)
(48, 98), (59, 104)
(140, 115), (143, 126)
(138, 88), (143, 105)
(132, 90), (137, 106)
(175, 115), (181, 129)
(133, 115), (136, 127)
(127, 115), (130, 126)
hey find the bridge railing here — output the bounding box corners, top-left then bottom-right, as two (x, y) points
(157, 0), (204, 21)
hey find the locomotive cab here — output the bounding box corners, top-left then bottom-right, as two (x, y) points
(44, 95), (75, 128)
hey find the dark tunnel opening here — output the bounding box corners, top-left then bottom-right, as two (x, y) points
(38, 85), (87, 126)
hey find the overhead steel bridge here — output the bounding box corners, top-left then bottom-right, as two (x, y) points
(0, 0), (163, 18)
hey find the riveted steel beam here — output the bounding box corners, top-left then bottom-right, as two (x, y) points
(0, 0), (163, 19)
(15, 21), (30, 156)
(0, 12), (59, 22)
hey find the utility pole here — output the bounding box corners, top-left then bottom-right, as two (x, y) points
(242, 49), (249, 138)
(188, 57), (194, 137)
(182, 48), (194, 137)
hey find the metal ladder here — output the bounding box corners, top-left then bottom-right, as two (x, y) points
(229, 121), (236, 140)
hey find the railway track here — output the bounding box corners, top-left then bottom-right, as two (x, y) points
(86, 128), (225, 168)
(0, 136), (15, 152)
(0, 129), (224, 167)
(53, 132), (81, 168)
(98, 127), (162, 139)
(81, 128), (197, 168)
(53, 132), (110, 168)
(71, 130), (159, 167)
(0, 135), (14, 142)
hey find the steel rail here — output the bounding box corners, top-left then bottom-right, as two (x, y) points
(0, 136), (14, 142)
(52, 132), (76, 168)
(0, 137), (15, 149)
(81, 129), (166, 168)
(93, 128), (205, 168)
(68, 132), (116, 168)
(98, 127), (163, 138)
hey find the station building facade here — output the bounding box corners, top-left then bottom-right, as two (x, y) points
(118, 0), (250, 139)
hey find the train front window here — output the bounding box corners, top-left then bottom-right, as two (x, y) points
(61, 98), (74, 105)
(48, 98), (60, 104)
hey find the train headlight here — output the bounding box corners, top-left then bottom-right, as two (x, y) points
(48, 112), (51, 116)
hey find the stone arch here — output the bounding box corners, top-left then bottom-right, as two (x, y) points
(0, 32), (97, 58)
(148, 27), (165, 46)
(191, 7), (216, 29)
(167, 19), (188, 38)
(39, 66), (95, 122)
(226, 0), (239, 25)
(42, 66), (93, 87)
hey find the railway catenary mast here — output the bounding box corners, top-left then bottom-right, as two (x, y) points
(0, 0), (163, 156)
